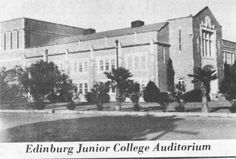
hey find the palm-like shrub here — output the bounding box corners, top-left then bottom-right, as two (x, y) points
(126, 81), (141, 111)
(105, 67), (132, 110)
(188, 67), (217, 112)
(86, 82), (110, 110)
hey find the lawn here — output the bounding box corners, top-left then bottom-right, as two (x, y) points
(0, 115), (180, 142)
(1, 113), (236, 142)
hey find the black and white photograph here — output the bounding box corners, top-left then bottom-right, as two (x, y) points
(0, 0), (236, 158)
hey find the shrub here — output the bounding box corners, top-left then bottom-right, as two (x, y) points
(47, 94), (60, 103)
(85, 92), (110, 104)
(182, 89), (202, 102)
(67, 102), (75, 110)
(175, 101), (185, 112)
(182, 89), (211, 102)
(35, 101), (45, 110)
(230, 100), (236, 113)
(143, 81), (160, 102)
(85, 92), (94, 104)
(85, 82), (110, 110)
(126, 81), (141, 111)
(157, 92), (170, 112)
(158, 92), (170, 104)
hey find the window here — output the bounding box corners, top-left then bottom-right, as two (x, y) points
(178, 29), (182, 52)
(84, 61), (88, 72)
(10, 32), (12, 50)
(79, 83), (83, 94)
(74, 62), (77, 73)
(3, 33), (6, 50)
(111, 59), (115, 69)
(134, 56), (139, 70)
(127, 56), (133, 70)
(105, 59), (109, 70)
(100, 60), (104, 71)
(84, 83), (88, 94)
(223, 51), (235, 65)
(79, 62), (83, 72)
(140, 56), (146, 70)
(202, 30), (213, 57)
(17, 31), (19, 49)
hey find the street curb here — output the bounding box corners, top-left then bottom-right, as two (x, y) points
(0, 109), (236, 118)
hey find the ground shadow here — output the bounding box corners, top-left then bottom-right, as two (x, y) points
(0, 115), (199, 142)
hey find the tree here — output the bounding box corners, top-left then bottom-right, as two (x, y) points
(0, 66), (27, 106)
(0, 67), (10, 105)
(188, 67), (217, 112)
(20, 60), (77, 108)
(104, 67), (132, 110)
(220, 62), (236, 101)
(166, 58), (175, 92)
(126, 81), (141, 111)
(143, 81), (160, 102)
(86, 82), (110, 110)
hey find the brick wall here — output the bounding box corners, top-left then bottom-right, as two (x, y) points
(168, 16), (194, 91)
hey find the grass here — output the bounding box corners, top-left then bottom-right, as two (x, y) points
(0, 116), (182, 142)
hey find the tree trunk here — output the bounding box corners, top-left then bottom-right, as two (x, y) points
(202, 95), (209, 113)
(116, 87), (121, 111)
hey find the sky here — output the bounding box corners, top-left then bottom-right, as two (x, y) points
(1, 0), (236, 41)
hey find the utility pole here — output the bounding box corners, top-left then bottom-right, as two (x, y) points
(115, 40), (121, 110)
(115, 40), (119, 68)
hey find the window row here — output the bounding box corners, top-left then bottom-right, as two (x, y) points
(1, 31), (23, 51)
(125, 55), (147, 70)
(98, 58), (116, 71)
(59, 61), (89, 74)
(73, 61), (88, 73)
(223, 51), (235, 65)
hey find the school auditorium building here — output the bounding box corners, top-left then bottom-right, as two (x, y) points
(0, 7), (236, 101)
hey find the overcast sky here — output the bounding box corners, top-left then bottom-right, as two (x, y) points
(1, 0), (236, 41)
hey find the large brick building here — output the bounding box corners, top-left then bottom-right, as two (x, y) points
(0, 7), (235, 101)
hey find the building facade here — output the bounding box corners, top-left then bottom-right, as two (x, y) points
(0, 7), (236, 101)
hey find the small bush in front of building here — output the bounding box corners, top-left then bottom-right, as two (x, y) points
(67, 101), (75, 110)
(175, 101), (185, 112)
(230, 100), (236, 113)
(143, 81), (160, 102)
(126, 81), (141, 111)
(35, 101), (45, 110)
(182, 89), (211, 102)
(85, 92), (94, 104)
(158, 92), (170, 112)
(85, 92), (110, 104)
(182, 89), (202, 102)
(85, 82), (110, 110)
